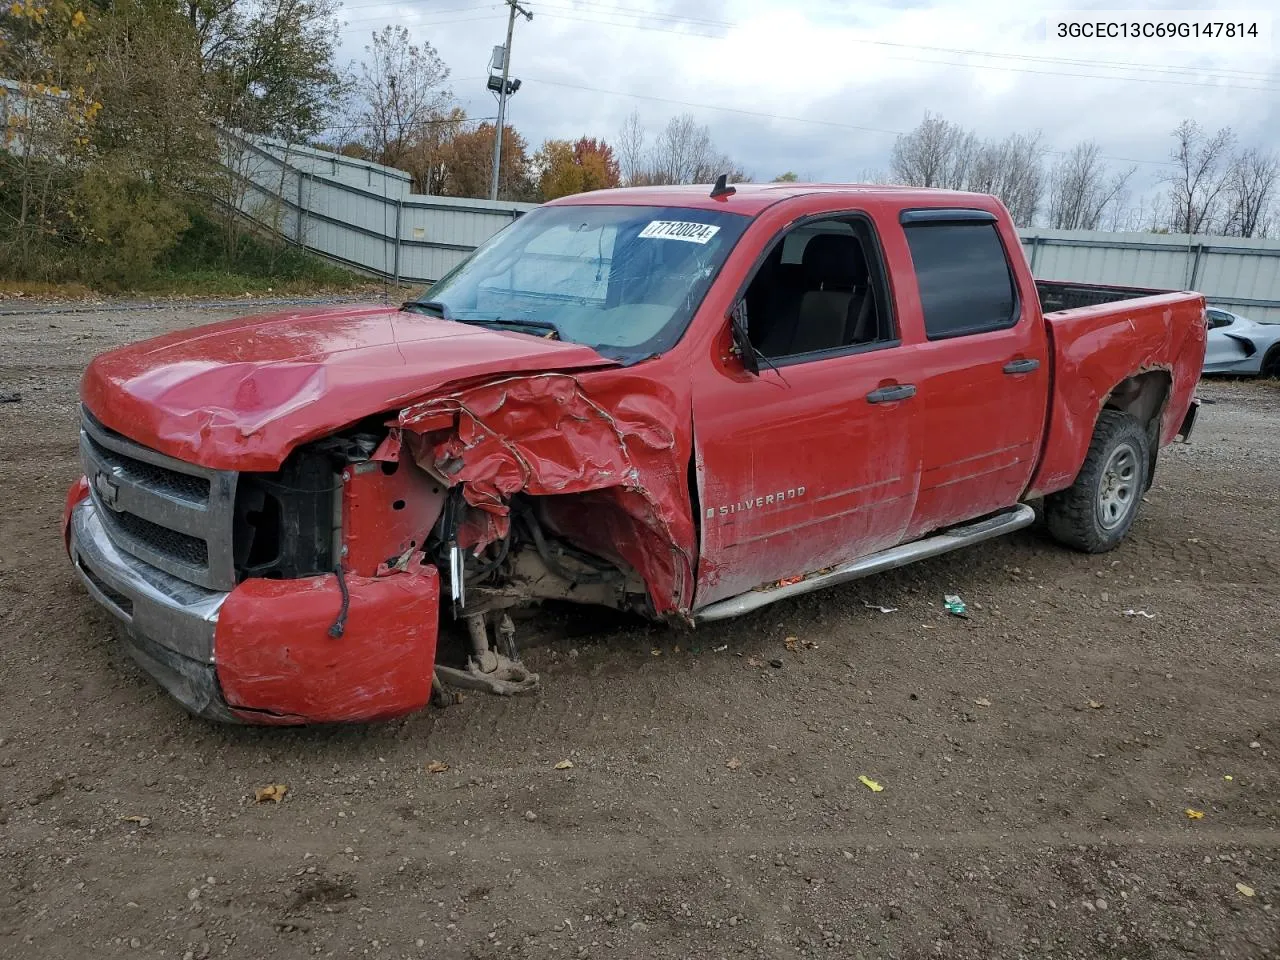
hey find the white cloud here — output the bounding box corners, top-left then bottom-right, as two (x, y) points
(335, 0), (1279, 196)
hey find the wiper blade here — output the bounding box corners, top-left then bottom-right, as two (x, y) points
(402, 304), (562, 340)
(483, 317), (563, 340)
(401, 299), (453, 320)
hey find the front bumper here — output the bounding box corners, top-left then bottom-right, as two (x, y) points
(67, 494), (441, 724)
(69, 497), (237, 720)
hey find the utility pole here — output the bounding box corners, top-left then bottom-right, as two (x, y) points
(488, 0), (532, 201)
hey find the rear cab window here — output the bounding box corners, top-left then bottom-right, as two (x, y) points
(901, 211), (1019, 340)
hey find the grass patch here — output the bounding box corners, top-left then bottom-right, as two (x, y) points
(146, 212), (369, 294)
(1, 210), (382, 300)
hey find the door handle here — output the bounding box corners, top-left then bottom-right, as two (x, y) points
(866, 384), (917, 404)
(1003, 358), (1040, 375)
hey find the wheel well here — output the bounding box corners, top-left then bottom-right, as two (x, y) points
(1262, 343), (1280, 378)
(1102, 371), (1170, 489)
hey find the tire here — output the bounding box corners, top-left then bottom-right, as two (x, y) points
(1045, 410), (1150, 553)
(1261, 346), (1280, 379)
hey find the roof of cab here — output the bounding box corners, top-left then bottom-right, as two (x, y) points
(542, 182), (1003, 216)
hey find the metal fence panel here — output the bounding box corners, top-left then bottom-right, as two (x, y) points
(220, 133), (1280, 322)
(1021, 229), (1280, 324)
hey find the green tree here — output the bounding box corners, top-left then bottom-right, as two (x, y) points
(197, 0), (346, 140)
(90, 0), (215, 192)
(1, 0), (99, 274)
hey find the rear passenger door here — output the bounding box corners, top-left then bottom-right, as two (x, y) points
(898, 209), (1050, 539)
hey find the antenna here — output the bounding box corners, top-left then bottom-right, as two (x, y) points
(710, 173), (736, 200)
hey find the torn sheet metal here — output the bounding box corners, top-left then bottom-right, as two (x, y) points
(398, 372), (696, 616)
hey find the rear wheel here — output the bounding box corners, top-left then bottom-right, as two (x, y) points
(1261, 346), (1280, 379)
(1045, 410), (1150, 553)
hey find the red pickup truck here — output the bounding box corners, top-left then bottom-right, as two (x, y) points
(63, 183), (1206, 724)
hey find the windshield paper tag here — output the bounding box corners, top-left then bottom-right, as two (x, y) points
(638, 220), (721, 244)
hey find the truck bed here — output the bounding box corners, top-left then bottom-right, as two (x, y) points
(1036, 279), (1180, 314)
(1027, 285), (1207, 497)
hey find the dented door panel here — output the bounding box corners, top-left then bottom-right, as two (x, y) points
(691, 346), (923, 608)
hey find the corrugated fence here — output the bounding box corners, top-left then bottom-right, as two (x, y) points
(1021, 229), (1280, 324)
(223, 131), (536, 285)
(225, 132), (1280, 323)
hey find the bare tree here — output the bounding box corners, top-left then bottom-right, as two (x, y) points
(616, 109), (646, 186)
(1144, 194), (1173, 233)
(967, 131), (1046, 227)
(649, 113), (714, 184)
(892, 114), (1045, 225)
(618, 112), (745, 185)
(889, 112), (974, 189)
(1165, 120), (1235, 236)
(1100, 183), (1136, 231)
(851, 168), (889, 184)
(354, 25), (452, 167)
(1047, 141), (1136, 230)
(1222, 146), (1279, 238)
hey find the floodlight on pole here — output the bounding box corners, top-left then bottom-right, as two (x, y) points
(488, 0), (532, 202)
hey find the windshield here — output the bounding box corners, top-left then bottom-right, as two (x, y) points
(407, 204), (750, 362)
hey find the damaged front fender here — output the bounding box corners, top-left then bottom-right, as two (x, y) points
(398, 372), (697, 618)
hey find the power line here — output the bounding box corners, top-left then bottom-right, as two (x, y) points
(534, 0), (734, 29)
(871, 40), (1278, 83)
(340, 12), (505, 30)
(336, 0), (730, 34)
(339, 0), (495, 11)
(335, 0), (733, 29)
(532, 12), (1280, 89)
(867, 50), (1277, 91)
(532, 10), (727, 38)
(345, 8), (1276, 90)
(523, 75), (903, 135)
(334, 4), (1275, 91)
(847, 38), (1279, 89)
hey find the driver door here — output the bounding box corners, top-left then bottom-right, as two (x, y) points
(691, 215), (923, 608)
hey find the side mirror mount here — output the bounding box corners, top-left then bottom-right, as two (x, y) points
(728, 299), (759, 375)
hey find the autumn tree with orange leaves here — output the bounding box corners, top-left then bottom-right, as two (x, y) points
(534, 135), (621, 200)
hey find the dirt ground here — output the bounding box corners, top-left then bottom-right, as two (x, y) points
(1, 302), (1277, 960)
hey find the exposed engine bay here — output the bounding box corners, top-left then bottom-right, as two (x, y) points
(230, 386), (672, 706)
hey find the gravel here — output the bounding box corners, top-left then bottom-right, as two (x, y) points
(1, 305), (1277, 959)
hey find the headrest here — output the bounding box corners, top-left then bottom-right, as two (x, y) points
(802, 233), (867, 289)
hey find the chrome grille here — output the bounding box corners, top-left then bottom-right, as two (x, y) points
(79, 406), (238, 591)
(85, 432), (211, 503)
(105, 510), (209, 566)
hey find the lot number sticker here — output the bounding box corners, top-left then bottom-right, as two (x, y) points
(638, 220), (721, 244)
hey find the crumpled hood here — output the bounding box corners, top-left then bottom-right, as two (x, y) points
(80, 304), (617, 470)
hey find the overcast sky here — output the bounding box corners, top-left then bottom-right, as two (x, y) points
(333, 0), (1278, 215)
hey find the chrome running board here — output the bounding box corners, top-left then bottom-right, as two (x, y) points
(693, 504), (1037, 623)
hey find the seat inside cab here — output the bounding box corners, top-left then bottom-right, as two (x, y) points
(744, 219), (891, 359)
